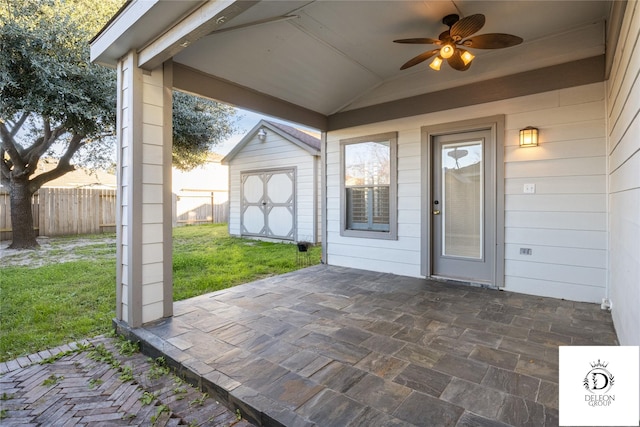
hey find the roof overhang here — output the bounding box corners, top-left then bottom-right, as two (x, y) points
(91, 1), (626, 132)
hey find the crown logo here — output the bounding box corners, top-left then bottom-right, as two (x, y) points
(590, 359), (608, 369)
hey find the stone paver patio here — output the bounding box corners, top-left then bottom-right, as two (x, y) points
(120, 265), (618, 427)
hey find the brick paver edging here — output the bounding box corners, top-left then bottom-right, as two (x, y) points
(0, 334), (255, 426)
(0, 339), (92, 375)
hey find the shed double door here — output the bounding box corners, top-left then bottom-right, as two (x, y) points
(241, 168), (296, 240)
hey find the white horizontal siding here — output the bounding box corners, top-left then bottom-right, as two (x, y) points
(505, 212), (606, 231)
(505, 228), (606, 250)
(606, 1), (640, 349)
(505, 138), (604, 162)
(609, 113), (640, 174)
(326, 131), (423, 277)
(503, 277), (605, 303)
(228, 129), (319, 243)
(326, 82), (607, 302)
(505, 157), (605, 178)
(505, 260), (605, 288)
(505, 244), (606, 269)
(506, 194), (606, 212)
(329, 254), (422, 278)
(609, 149), (640, 193)
(505, 176), (606, 195)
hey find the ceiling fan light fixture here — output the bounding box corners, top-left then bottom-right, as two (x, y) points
(439, 44), (455, 59)
(460, 50), (475, 65)
(429, 56), (443, 71)
(395, 13), (522, 72)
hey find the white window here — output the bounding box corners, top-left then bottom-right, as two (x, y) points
(340, 132), (397, 239)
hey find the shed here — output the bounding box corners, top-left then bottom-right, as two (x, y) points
(222, 120), (321, 243)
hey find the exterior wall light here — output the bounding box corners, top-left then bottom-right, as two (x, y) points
(519, 126), (539, 147)
(257, 128), (267, 142)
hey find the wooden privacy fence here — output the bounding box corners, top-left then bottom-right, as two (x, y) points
(0, 188), (117, 240)
(173, 190), (229, 226)
(1, 187), (229, 240)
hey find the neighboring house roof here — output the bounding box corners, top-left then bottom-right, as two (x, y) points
(32, 159), (117, 189)
(0, 155), (228, 192)
(222, 120), (320, 164)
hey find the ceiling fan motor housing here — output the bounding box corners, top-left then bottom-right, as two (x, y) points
(442, 14), (460, 27)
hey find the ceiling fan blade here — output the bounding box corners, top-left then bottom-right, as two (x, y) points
(438, 30), (451, 42)
(450, 14), (485, 40)
(447, 50), (471, 71)
(400, 49), (439, 70)
(462, 33), (523, 49)
(393, 38), (441, 45)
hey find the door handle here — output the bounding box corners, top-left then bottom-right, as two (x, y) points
(433, 210), (441, 215)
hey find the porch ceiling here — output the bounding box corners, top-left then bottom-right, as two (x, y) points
(92, 0), (612, 128)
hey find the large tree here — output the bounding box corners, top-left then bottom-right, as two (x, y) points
(0, 0), (237, 249)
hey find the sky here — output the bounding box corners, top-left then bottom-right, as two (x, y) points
(28, 106), (318, 170)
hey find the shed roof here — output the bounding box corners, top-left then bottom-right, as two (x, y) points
(222, 119), (320, 164)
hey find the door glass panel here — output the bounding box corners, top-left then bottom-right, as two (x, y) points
(441, 140), (483, 259)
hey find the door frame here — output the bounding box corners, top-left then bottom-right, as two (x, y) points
(420, 116), (505, 288)
(240, 166), (297, 241)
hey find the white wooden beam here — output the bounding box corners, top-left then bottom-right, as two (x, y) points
(91, 0), (158, 65)
(138, 0), (257, 70)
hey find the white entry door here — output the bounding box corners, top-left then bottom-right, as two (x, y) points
(241, 168), (296, 240)
(431, 129), (495, 284)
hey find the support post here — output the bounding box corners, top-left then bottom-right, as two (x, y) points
(116, 51), (173, 328)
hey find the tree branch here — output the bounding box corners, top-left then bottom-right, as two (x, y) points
(60, 133), (84, 164)
(0, 120), (27, 174)
(28, 161), (75, 193)
(25, 120), (67, 173)
(28, 133), (84, 192)
(9, 112), (30, 137)
(24, 118), (53, 161)
(43, 118), (51, 143)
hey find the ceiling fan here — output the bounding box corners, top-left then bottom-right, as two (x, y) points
(394, 14), (523, 71)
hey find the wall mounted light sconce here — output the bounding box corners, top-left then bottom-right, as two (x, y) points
(257, 128), (267, 142)
(519, 126), (539, 147)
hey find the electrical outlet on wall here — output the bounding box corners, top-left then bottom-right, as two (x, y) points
(523, 183), (536, 194)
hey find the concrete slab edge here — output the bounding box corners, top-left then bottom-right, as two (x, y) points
(112, 318), (303, 427)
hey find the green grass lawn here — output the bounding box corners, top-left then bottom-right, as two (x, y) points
(0, 224), (321, 362)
